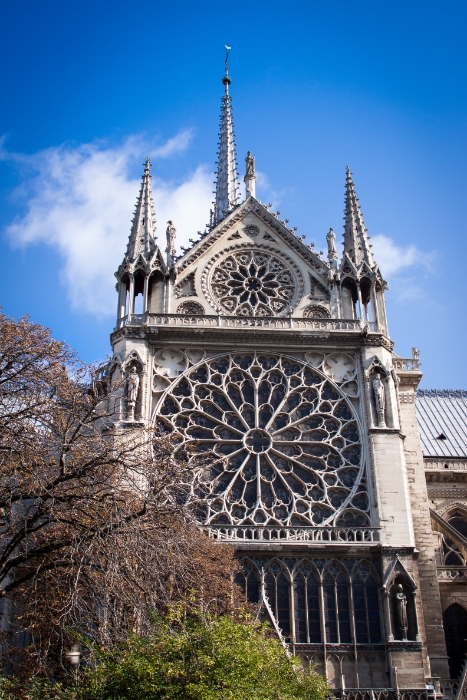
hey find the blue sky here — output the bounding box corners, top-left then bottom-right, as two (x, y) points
(0, 0), (466, 388)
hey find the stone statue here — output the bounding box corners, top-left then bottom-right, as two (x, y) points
(396, 584), (408, 640)
(166, 221), (176, 257)
(326, 228), (338, 263)
(372, 372), (386, 427)
(126, 368), (140, 420)
(244, 151), (256, 198)
(245, 151), (255, 177)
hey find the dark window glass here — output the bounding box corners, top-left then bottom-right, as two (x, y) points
(307, 574), (321, 643)
(444, 604), (467, 679)
(337, 573), (352, 643)
(324, 573), (338, 643)
(449, 515), (467, 539)
(352, 573), (382, 644)
(277, 572), (291, 637)
(265, 570), (291, 638)
(293, 572), (321, 643)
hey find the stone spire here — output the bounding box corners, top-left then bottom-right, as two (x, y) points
(125, 157), (157, 262)
(343, 166), (375, 269)
(212, 48), (239, 225)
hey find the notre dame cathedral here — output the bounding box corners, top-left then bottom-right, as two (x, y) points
(108, 54), (467, 698)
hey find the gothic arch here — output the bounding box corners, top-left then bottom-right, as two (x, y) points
(443, 603), (467, 679)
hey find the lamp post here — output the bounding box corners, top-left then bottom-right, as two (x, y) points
(65, 643), (81, 686)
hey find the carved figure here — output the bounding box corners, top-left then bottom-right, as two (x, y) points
(396, 584), (408, 640)
(372, 372), (386, 427)
(245, 151), (255, 177)
(126, 368), (140, 420)
(326, 228), (338, 262)
(166, 221), (176, 255)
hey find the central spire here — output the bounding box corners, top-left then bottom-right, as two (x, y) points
(212, 47), (239, 226)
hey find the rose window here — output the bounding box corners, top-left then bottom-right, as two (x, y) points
(156, 353), (369, 527)
(205, 249), (302, 316)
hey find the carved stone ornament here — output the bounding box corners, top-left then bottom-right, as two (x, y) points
(174, 271), (197, 298)
(323, 354), (356, 384)
(154, 348), (187, 378)
(176, 301), (205, 315)
(154, 352), (369, 527)
(202, 245), (304, 317)
(242, 224), (260, 238)
(303, 304), (330, 319)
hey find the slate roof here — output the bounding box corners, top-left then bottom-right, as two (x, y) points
(416, 390), (467, 458)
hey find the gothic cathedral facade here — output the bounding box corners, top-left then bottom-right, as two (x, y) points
(107, 57), (467, 697)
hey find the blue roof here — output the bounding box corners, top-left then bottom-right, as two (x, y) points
(416, 390), (467, 458)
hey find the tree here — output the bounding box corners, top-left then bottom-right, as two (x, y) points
(72, 611), (329, 700)
(0, 312), (236, 671)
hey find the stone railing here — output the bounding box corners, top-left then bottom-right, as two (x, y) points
(393, 357), (421, 371)
(425, 460), (467, 471)
(437, 567), (467, 581)
(116, 313), (373, 333)
(438, 679), (458, 699)
(335, 691), (429, 700)
(205, 525), (380, 543)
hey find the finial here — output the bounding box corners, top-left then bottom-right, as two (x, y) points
(223, 45), (232, 87)
(244, 151), (256, 198)
(144, 157), (151, 172)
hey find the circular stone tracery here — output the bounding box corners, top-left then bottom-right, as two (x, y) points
(204, 247), (303, 317)
(155, 353), (369, 527)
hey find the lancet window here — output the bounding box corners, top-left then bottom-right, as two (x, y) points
(236, 559), (382, 646)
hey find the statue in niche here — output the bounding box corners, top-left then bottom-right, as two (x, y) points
(372, 372), (386, 427)
(396, 583), (408, 640)
(126, 367), (140, 421)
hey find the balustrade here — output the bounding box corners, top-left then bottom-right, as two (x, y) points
(437, 567), (467, 581)
(205, 525), (380, 543)
(117, 313), (373, 332)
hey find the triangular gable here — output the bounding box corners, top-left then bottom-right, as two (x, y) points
(382, 556), (417, 592)
(175, 197), (329, 284)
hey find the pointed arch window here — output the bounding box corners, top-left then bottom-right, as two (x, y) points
(323, 567), (351, 643)
(352, 572), (382, 643)
(293, 567), (321, 643)
(443, 604), (467, 679)
(265, 564), (291, 638)
(235, 562), (259, 605)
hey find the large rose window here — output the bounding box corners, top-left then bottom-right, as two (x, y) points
(156, 353), (369, 527)
(203, 248), (303, 316)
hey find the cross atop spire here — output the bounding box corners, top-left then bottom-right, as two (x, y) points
(343, 166), (375, 269)
(212, 47), (239, 226)
(125, 157), (157, 262)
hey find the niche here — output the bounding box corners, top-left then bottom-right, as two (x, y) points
(389, 577), (418, 641)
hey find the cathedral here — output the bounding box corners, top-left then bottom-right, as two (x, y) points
(108, 53), (467, 698)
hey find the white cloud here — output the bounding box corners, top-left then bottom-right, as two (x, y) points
(370, 233), (434, 277)
(3, 133), (213, 317)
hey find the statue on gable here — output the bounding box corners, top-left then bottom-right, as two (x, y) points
(166, 221), (177, 266)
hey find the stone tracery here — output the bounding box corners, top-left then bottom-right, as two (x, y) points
(204, 247), (303, 316)
(155, 352), (369, 527)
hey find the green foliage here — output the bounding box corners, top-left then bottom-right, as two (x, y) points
(78, 611), (328, 700)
